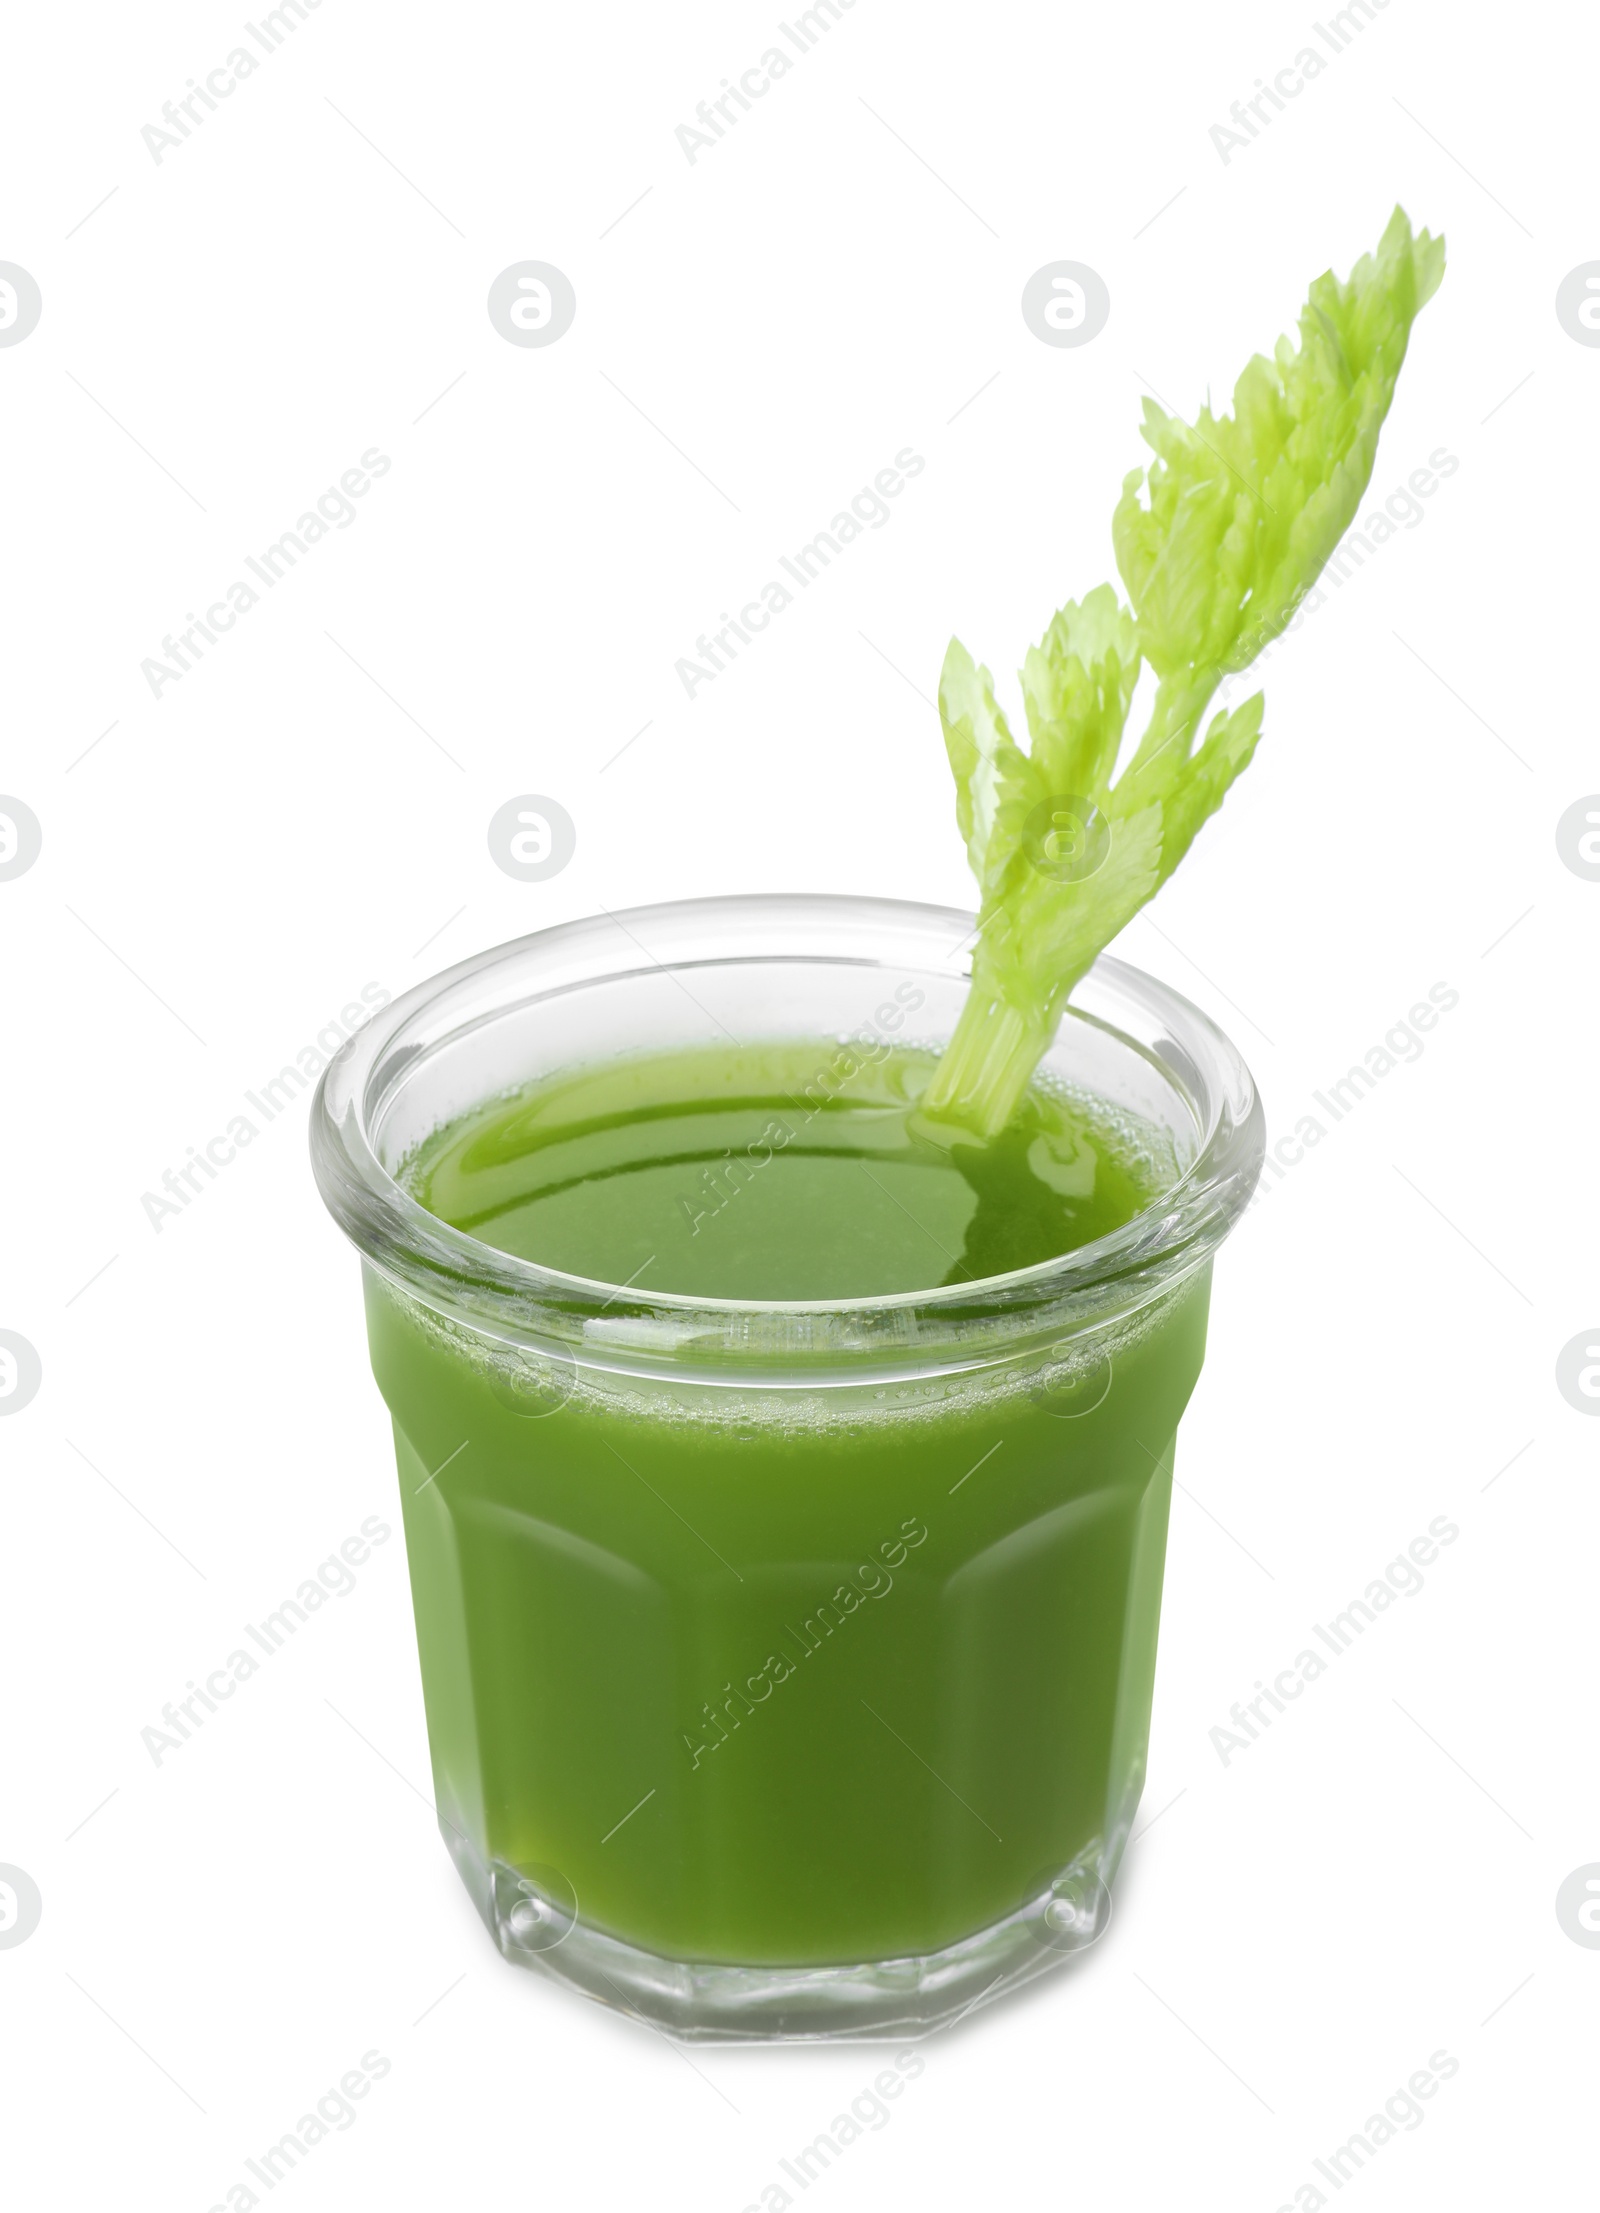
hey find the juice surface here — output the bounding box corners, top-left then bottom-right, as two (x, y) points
(405, 1037), (1160, 1299)
(371, 1038), (1206, 1968)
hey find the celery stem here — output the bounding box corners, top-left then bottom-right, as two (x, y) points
(923, 974), (1062, 1140)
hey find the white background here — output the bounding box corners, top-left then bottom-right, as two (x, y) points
(2, 1), (1596, 2206)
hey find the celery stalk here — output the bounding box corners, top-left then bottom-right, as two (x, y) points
(926, 207), (1445, 1138)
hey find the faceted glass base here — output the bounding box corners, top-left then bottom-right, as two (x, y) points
(444, 1819), (1117, 2043)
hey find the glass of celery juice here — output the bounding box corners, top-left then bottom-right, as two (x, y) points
(312, 895), (1261, 2038)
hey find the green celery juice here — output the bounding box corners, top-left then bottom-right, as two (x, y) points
(365, 1037), (1209, 1967)
(325, 210), (1443, 2018)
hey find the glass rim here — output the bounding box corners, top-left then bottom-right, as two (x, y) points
(309, 894), (1263, 1371)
